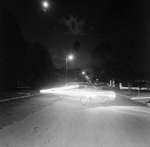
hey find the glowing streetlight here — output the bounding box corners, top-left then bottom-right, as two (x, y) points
(68, 55), (74, 60)
(85, 76), (89, 82)
(82, 71), (85, 75)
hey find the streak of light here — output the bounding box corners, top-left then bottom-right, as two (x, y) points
(40, 85), (79, 93)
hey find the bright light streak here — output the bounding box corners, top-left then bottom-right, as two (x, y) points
(40, 85), (79, 93)
(40, 86), (116, 103)
(91, 94), (97, 97)
(40, 86), (115, 97)
(97, 91), (116, 98)
(86, 91), (116, 99)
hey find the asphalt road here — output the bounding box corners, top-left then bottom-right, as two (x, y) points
(0, 94), (150, 147)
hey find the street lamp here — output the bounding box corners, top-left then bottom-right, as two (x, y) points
(68, 55), (73, 60)
(66, 54), (74, 83)
(82, 71), (85, 75)
(85, 76), (89, 82)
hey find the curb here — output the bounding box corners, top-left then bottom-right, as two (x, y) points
(117, 93), (150, 107)
(0, 93), (41, 103)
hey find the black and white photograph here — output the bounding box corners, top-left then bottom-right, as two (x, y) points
(0, 0), (150, 146)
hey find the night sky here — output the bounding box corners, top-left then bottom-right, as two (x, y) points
(2, 0), (150, 76)
(3, 0), (103, 74)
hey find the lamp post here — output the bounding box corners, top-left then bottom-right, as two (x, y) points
(85, 75), (90, 82)
(65, 54), (73, 83)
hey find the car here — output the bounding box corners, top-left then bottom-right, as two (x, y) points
(58, 82), (116, 105)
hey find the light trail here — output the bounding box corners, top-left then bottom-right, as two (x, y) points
(40, 85), (79, 93)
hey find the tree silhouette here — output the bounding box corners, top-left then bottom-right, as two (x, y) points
(90, 0), (148, 85)
(0, 10), (27, 89)
(24, 42), (55, 88)
(86, 71), (90, 76)
(73, 41), (81, 81)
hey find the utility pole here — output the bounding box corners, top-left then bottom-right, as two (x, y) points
(75, 52), (77, 82)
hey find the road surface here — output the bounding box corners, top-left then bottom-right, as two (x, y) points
(0, 93), (150, 147)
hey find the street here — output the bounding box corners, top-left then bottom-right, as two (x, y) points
(0, 93), (150, 147)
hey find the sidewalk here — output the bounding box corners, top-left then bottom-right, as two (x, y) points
(114, 89), (150, 107)
(0, 89), (41, 102)
(100, 86), (150, 107)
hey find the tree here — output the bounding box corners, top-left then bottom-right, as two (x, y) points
(0, 10), (27, 89)
(73, 41), (81, 81)
(86, 71), (90, 76)
(90, 44), (115, 83)
(24, 42), (55, 88)
(90, 0), (148, 85)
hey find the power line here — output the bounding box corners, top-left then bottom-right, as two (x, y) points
(53, 62), (62, 68)
(49, 38), (67, 54)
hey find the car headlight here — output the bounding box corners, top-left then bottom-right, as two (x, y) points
(90, 94), (97, 98)
(110, 92), (116, 98)
(97, 91), (116, 98)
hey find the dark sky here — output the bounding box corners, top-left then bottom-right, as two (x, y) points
(3, 0), (150, 76)
(3, 0), (103, 74)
